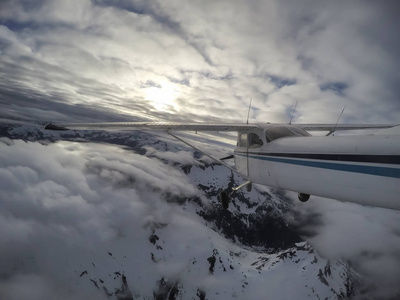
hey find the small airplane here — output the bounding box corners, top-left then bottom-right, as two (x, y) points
(45, 121), (400, 211)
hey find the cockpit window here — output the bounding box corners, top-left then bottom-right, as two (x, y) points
(238, 132), (264, 148)
(248, 133), (263, 148)
(266, 127), (295, 141)
(290, 126), (311, 137)
(265, 126), (310, 142)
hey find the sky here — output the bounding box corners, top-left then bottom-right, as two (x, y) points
(1, 0), (400, 299)
(0, 0), (400, 125)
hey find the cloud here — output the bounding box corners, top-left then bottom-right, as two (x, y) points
(143, 145), (200, 166)
(0, 137), (208, 299)
(288, 196), (400, 299)
(1, 0), (399, 125)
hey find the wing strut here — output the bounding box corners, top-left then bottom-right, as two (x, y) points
(168, 131), (253, 209)
(167, 131), (237, 173)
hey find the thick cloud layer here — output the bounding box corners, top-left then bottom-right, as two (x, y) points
(0, 138), (205, 299)
(0, 0), (399, 124)
(287, 195), (400, 299)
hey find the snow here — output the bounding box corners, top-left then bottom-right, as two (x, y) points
(0, 123), (358, 299)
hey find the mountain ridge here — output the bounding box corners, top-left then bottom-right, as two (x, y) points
(0, 123), (359, 299)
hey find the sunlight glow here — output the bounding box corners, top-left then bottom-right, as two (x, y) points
(145, 84), (177, 111)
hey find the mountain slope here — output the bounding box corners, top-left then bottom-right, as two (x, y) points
(0, 123), (359, 299)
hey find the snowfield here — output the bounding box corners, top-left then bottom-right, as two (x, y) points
(0, 123), (360, 299)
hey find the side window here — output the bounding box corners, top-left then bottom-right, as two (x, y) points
(248, 133), (263, 148)
(238, 133), (263, 148)
(239, 133), (248, 148)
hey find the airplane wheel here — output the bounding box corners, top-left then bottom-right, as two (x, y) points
(219, 191), (230, 209)
(298, 193), (310, 202)
(246, 182), (252, 192)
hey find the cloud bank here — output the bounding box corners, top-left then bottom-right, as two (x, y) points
(0, 138), (204, 299)
(288, 196), (400, 299)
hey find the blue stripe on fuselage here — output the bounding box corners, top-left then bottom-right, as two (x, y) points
(235, 152), (400, 178)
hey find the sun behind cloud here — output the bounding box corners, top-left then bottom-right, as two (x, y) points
(145, 83), (177, 112)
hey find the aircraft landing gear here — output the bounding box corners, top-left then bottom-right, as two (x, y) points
(298, 193), (310, 202)
(218, 180), (252, 210)
(246, 181), (252, 192)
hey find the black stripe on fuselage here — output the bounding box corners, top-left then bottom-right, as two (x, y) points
(234, 151), (400, 165)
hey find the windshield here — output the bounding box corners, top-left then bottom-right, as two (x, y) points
(289, 126), (311, 137)
(265, 126), (310, 142)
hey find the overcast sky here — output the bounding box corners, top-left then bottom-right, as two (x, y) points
(1, 1), (400, 299)
(0, 0), (399, 124)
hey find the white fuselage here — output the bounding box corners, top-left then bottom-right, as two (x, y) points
(234, 128), (400, 210)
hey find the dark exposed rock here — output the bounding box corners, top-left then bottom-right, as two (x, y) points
(90, 279), (99, 289)
(197, 203), (301, 252)
(114, 274), (134, 300)
(311, 256), (318, 264)
(318, 269), (329, 286)
(324, 261), (332, 277)
(207, 255), (216, 274)
(80, 270), (88, 277)
(181, 165), (192, 174)
(196, 288), (206, 300)
(99, 273), (134, 300)
(277, 250), (296, 260)
(154, 278), (179, 300)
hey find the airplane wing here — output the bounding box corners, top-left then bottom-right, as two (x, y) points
(45, 122), (398, 132)
(45, 121), (251, 172)
(44, 121), (398, 170)
(294, 124), (399, 132)
(44, 122), (259, 131)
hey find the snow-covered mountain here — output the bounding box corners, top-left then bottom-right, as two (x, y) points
(0, 122), (359, 299)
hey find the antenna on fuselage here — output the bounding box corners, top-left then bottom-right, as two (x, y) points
(330, 105), (347, 135)
(289, 100), (298, 125)
(246, 98), (252, 124)
(326, 105), (346, 136)
(335, 105), (346, 127)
